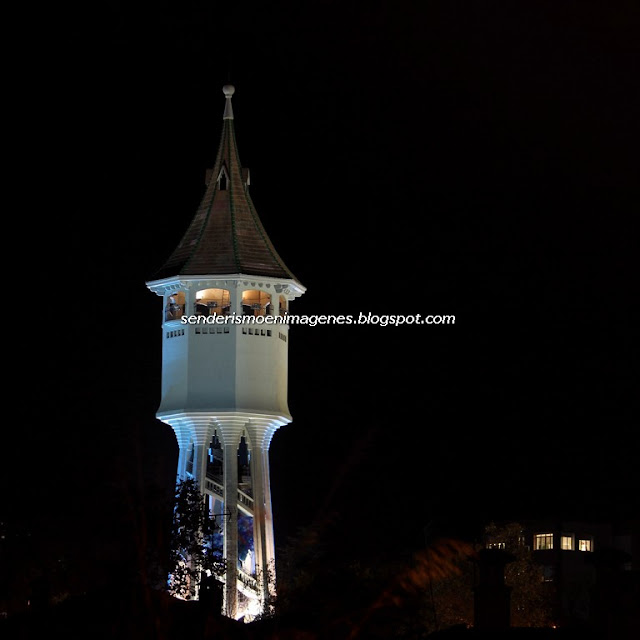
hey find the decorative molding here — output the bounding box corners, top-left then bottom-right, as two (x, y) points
(148, 274), (306, 299)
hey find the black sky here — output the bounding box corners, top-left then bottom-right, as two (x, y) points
(9, 0), (639, 582)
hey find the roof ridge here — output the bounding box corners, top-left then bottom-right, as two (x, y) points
(180, 129), (225, 275)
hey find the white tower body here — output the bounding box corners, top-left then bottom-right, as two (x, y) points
(146, 85), (305, 620)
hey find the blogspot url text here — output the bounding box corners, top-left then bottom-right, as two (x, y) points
(179, 313), (455, 327)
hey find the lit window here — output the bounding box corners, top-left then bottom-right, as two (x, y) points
(165, 290), (186, 321)
(487, 542), (506, 549)
(534, 533), (554, 550)
(242, 289), (272, 317)
(195, 288), (231, 316)
(578, 538), (592, 552)
(279, 295), (288, 317)
(561, 535), (575, 550)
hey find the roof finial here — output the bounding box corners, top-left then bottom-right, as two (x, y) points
(223, 84), (235, 120)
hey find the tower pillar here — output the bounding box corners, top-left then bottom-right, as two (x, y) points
(222, 441), (239, 618)
(262, 446), (277, 575)
(246, 421), (279, 603)
(217, 419), (245, 619)
(192, 443), (209, 487)
(166, 418), (213, 481)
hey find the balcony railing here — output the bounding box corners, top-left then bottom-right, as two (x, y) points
(238, 489), (254, 511)
(237, 568), (258, 592)
(194, 302), (231, 316)
(205, 478), (224, 497)
(203, 474), (254, 514)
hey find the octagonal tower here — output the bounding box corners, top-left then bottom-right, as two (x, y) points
(146, 85), (305, 619)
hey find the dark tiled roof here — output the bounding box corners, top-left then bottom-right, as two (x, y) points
(152, 92), (298, 283)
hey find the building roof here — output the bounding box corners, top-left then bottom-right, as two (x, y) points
(151, 85), (299, 283)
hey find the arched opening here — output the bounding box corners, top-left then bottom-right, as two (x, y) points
(185, 441), (195, 477)
(206, 493), (224, 562)
(242, 290), (272, 317)
(165, 290), (186, 321)
(279, 295), (288, 317)
(207, 432), (223, 479)
(237, 511), (255, 576)
(238, 436), (251, 488)
(218, 167), (229, 191)
(195, 288), (231, 316)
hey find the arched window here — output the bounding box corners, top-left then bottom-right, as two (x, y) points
(195, 288), (231, 316)
(207, 432), (223, 478)
(165, 290), (186, 321)
(279, 295), (288, 317)
(238, 436), (250, 482)
(218, 166), (229, 191)
(241, 290), (272, 317)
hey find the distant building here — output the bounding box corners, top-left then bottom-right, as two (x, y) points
(485, 518), (639, 635)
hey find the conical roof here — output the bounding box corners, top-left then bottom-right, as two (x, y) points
(152, 85), (298, 282)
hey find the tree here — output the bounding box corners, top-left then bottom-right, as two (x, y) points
(407, 538), (478, 636)
(416, 522), (555, 633)
(483, 521), (555, 627)
(168, 478), (225, 601)
(272, 522), (476, 639)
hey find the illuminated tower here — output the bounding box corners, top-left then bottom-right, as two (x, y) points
(146, 85), (305, 619)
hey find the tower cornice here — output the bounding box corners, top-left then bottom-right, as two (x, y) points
(158, 411), (291, 448)
(146, 273), (306, 299)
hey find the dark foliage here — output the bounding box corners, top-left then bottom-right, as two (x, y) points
(168, 478), (226, 600)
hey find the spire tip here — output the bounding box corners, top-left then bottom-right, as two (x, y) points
(222, 85), (235, 119)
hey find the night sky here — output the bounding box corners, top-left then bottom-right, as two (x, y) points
(9, 0), (639, 596)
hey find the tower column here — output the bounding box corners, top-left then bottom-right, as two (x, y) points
(246, 422), (279, 603)
(218, 419), (245, 619)
(193, 443), (209, 487)
(223, 442), (239, 618)
(184, 284), (195, 318)
(230, 282), (241, 316)
(250, 444), (267, 595)
(168, 417), (214, 484)
(262, 446), (277, 579)
(173, 425), (191, 479)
